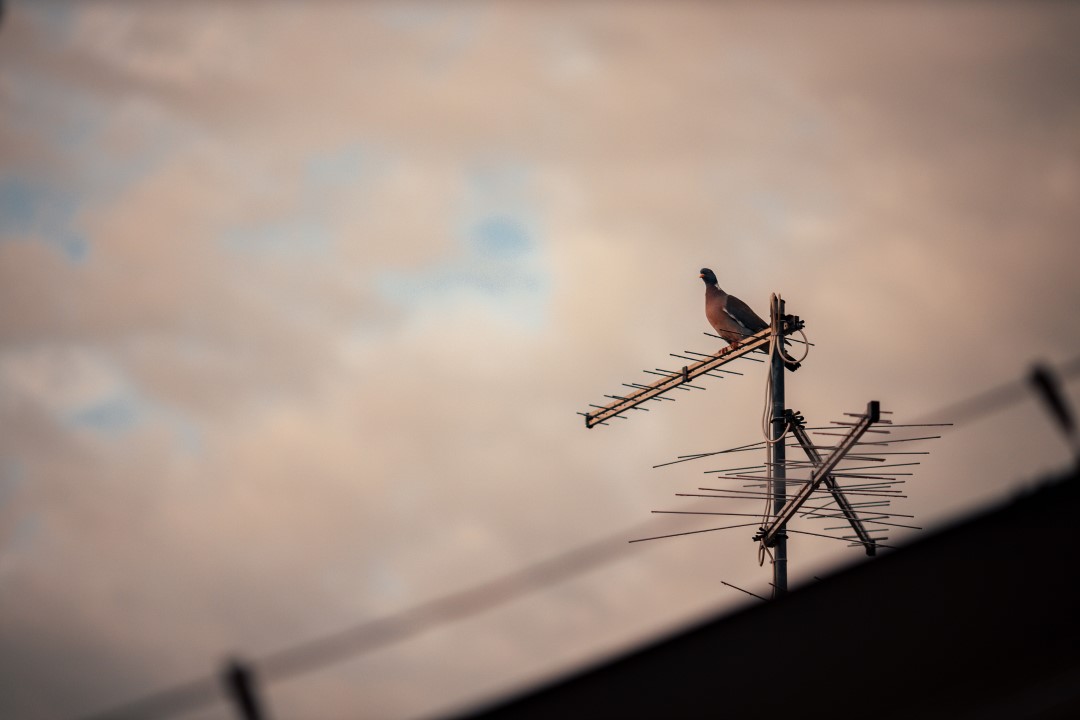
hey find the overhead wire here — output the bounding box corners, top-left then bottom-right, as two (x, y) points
(75, 352), (1080, 720)
(80, 519), (658, 720)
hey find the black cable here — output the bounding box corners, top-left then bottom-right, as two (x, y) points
(77, 519), (661, 720)
(910, 353), (1080, 426)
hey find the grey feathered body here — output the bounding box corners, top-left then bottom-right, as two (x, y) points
(704, 283), (768, 345)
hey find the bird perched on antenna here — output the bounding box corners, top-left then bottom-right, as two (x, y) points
(699, 268), (799, 371)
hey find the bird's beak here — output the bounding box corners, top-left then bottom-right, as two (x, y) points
(698, 273), (705, 279)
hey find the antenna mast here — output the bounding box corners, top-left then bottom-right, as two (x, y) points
(768, 294), (788, 596)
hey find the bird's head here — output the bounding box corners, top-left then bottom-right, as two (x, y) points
(699, 268), (718, 286)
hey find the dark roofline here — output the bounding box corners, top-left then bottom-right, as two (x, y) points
(458, 467), (1080, 720)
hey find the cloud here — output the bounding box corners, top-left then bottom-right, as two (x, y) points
(377, 211), (548, 330)
(1, 3), (1079, 719)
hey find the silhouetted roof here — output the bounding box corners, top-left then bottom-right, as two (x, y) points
(461, 466), (1080, 720)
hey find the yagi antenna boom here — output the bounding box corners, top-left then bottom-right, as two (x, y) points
(582, 316), (803, 428)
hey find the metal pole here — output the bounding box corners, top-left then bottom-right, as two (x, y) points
(222, 658), (267, 720)
(770, 294), (788, 597)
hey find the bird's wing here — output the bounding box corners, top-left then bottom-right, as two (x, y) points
(724, 294), (768, 335)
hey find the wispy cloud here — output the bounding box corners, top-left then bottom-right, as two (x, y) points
(1, 3), (1078, 719)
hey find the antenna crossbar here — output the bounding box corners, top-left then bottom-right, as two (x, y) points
(756, 401), (882, 551)
(787, 411), (880, 556)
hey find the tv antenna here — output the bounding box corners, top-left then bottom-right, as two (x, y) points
(580, 294), (948, 597)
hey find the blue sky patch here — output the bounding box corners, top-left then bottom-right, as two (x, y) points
(66, 384), (205, 454)
(68, 394), (139, 433)
(306, 144), (366, 190)
(223, 142), (376, 259)
(376, 209), (550, 329)
(25, 2), (77, 37)
(0, 176), (89, 263)
(0, 177), (37, 229)
(473, 216), (531, 259)
(4, 59), (194, 267)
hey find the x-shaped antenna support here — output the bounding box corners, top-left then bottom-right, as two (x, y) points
(755, 401), (881, 555)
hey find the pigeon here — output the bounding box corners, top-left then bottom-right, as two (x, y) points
(699, 267), (799, 370)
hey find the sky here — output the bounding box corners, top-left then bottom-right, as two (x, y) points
(2, 1), (1080, 718)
